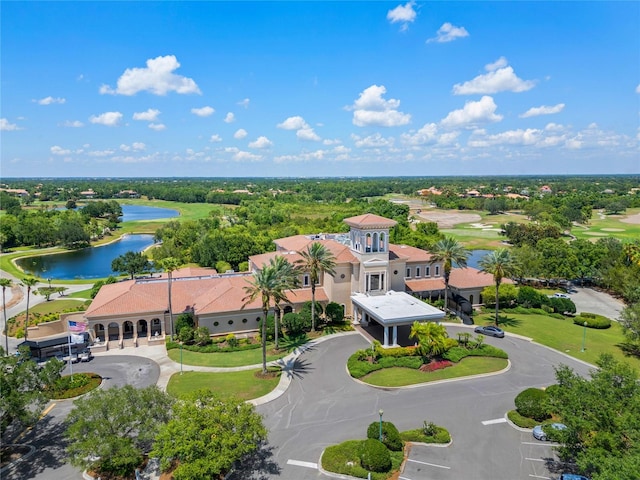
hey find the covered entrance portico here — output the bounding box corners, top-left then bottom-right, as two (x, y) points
(351, 291), (445, 347)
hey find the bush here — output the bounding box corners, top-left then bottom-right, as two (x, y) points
(400, 425), (451, 444)
(548, 297), (576, 314)
(442, 344), (508, 363)
(178, 326), (194, 344)
(175, 313), (195, 334)
(325, 302), (345, 324)
(359, 439), (392, 473)
(507, 409), (539, 429)
(225, 333), (239, 348)
(367, 421), (403, 452)
(258, 314), (280, 342)
(514, 388), (550, 421)
(517, 286), (545, 308)
(575, 312), (611, 329)
(481, 284), (518, 307)
(192, 326), (211, 346)
(282, 312), (310, 335)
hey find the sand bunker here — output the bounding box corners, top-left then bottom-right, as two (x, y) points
(601, 228), (625, 232)
(416, 211), (482, 228)
(584, 232), (609, 236)
(621, 213), (640, 225)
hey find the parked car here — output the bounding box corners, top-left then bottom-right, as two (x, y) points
(78, 349), (92, 362)
(532, 422), (567, 441)
(474, 325), (505, 338)
(551, 293), (570, 299)
(560, 474), (590, 480)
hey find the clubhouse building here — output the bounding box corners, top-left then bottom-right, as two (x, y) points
(83, 214), (498, 350)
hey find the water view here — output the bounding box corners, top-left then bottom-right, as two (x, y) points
(16, 234), (156, 280)
(119, 204), (178, 222)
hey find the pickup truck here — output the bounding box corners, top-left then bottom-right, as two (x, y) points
(78, 350), (92, 362)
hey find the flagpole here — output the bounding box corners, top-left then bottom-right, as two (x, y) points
(67, 330), (74, 376)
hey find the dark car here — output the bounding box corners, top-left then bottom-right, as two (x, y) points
(474, 325), (505, 338)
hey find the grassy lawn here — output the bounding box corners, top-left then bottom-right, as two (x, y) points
(361, 357), (508, 387)
(67, 288), (93, 299)
(24, 299), (86, 316)
(166, 368), (280, 401)
(475, 312), (640, 370)
(167, 347), (288, 367)
(572, 207), (640, 243)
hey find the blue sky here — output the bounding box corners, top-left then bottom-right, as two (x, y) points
(1, 1), (639, 178)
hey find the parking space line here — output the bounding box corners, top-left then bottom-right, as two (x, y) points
(529, 475), (551, 479)
(286, 459), (317, 469)
(522, 441), (560, 446)
(482, 417), (507, 425)
(406, 459), (451, 469)
(525, 457), (545, 462)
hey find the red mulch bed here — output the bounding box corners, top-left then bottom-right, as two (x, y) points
(419, 360), (453, 372)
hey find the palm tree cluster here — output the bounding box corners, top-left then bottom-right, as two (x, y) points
(243, 242), (336, 374)
(478, 248), (519, 326)
(429, 237), (470, 313)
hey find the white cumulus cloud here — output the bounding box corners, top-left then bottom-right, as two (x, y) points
(0, 118), (21, 131)
(50, 145), (71, 155)
(149, 123), (166, 131)
(248, 136), (273, 149)
(636, 84), (640, 94)
(453, 60), (536, 95)
(191, 106), (215, 117)
(133, 109), (161, 121)
(237, 98), (250, 108)
(277, 116), (308, 130)
(120, 142), (146, 151)
(520, 103), (565, 118)
(401, 123), (439, 145)
(89, 111), (123, 126)
(210, 134), (222, 142)
(62, 120), (84, 128)
(352, 133), (395, 148)
(440, 96), (503, 128)
(234, 128), (248, 139)
(349, 85), (411, 127)
(224, 112), (235, 123)
(99, 55), (201, 96)
(36, 96), (66, 105)
(427, 23), (469, 43)
(297, 127), (321, 141)
(485, 57), (508, 71)
(387, 1), (417, 31)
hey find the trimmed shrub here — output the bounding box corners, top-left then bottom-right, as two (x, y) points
(178, 326), (194, 344)
(325, 302), (345, 324)
(282, 312), (310, 335)
(548, 297), (576, 314)
(359, 439), (392, 472)
(174, 312), (195, 334)
(258, 314), (280, 342)
(443, 344), (508, 362)
(378, 356), (423, 370)
(225, 333), (239, 348)
(400, 425), (451, 444)
(367, 421), (403, 452)
(481, 284), (518, 308)
(375, 345), (419, 358)
(517, 286), (545, 308)
(507, 409), (538, 429)
(575, 312), (611, 329)
(514, 388), (550, 421)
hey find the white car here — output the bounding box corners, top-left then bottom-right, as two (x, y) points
(551, 293), (570, 299)
(78, 350), (92, 362)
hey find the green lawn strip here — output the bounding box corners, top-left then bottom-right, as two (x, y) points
(167, 346), (287, 367)
(475, 312), (640, 370)
(571, 208), (640, 242)
(67, 288), (93, 299)
(48, 373), (102, 399)
(321, 440), (404, 480)
(400, 426), (451, 444)
(22, 299), (86, 316)
(361, 357), (508, 387)
(117, 198), (225, 222)
(166, 368), (280, 401)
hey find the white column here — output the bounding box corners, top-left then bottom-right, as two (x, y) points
(392, 325), (398, 346)
(383, 325), (389, 347)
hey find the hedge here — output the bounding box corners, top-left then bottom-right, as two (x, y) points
(360, 439), (392, 473)
(400, 426), (450, 444)
(442, 344), (508, 363)
(514, 387), (550, 421)
(574, 312), (611, 329)
(367, 421), (403, 452)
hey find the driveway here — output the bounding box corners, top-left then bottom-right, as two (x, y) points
(570, 286), (625, 319)
(237, 329), (593, 480)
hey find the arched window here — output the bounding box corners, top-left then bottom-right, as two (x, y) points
(365, 233), (372, 253)
(379, 232), (386, 252)
(372, 232), (379, 252)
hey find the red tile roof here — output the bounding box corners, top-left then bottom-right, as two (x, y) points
(343, 214), (398, 229)
(389, 244), (434, 262)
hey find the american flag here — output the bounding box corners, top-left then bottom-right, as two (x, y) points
(68, 320), (88, 333)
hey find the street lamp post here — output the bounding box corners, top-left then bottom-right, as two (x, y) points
(581, 321), (587, 352)
(379, 409), (384, 442)
(180, 342), (183, 375)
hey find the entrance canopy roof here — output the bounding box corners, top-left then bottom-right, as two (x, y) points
(351, 291), (445, 326)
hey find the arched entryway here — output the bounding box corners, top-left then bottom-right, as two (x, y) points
(107, 322), (120, 341)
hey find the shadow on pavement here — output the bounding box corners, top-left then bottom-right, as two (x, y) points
(288, 357), (314, 380)
(227, 443), (281, 480)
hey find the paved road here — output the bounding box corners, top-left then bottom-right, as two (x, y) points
(2, 355), (159, 480)
(237, 328), (593, 480)
(570, 286), (625, 319)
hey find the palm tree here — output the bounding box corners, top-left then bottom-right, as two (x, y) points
(1, 278), (13, 355)
(269, 256), (300, 350)
(409, 321), (449, 361)
(157, 257), (181, 340)
(429, 237), (469, 314)
(296, 242), (336, 332)
(19, 277), (38, 341)
(478, 248), (519, 326)
(243, 264), (293, 374)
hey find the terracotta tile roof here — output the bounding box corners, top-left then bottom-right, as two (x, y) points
(154, 266), (219, 279)
(274, 235), (314, 252)
(405, 277), (445, 292)
(343, 214), (398, 229)
(448, 267), (514, 289)
(389, 244), (434, 262)
(86, 273), (329, 319)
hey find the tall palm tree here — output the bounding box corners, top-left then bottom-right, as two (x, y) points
(429, 237), (469, 314)
(478, 248), (519, 326)
(269, 256), (300, 350)
(296, 242), (336, 332)
(1, 278), (13, 355)
(19, 277), (38, 341)
(243, 264), (293, 374)
(157, 257), (181, 340)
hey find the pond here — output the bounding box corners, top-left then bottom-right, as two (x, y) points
(16, 234), (157, 280)
(465, 249), (492, 269)
(119, 204), (178, 222)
